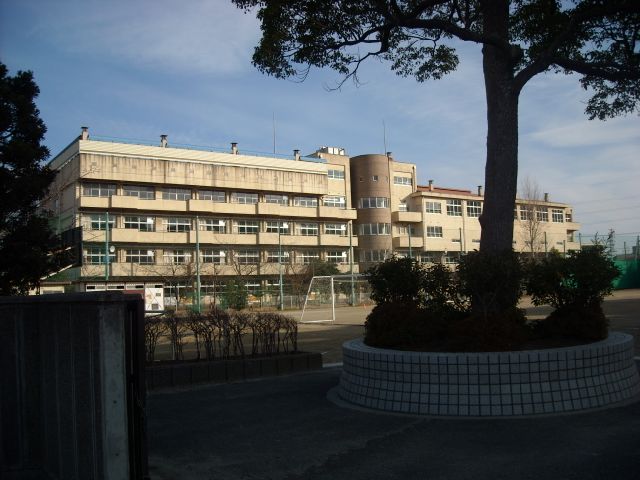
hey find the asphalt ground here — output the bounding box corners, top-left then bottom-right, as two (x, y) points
(147, 290), (640, 480)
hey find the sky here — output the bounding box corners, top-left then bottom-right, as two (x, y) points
(1, 0), (638, 248)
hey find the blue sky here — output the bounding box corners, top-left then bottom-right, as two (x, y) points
(1, 0), (639, 245)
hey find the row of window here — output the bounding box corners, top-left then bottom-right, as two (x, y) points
(82, 183), (345, 208)
(85, 214), (349, 236)
(515, 207), (569, 223)
(358, 249), (459, 265)
(84, 247), (349, 265)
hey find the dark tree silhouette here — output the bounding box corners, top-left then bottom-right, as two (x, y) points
(233, 0), (640, 254)
(0, 62), (56, 294)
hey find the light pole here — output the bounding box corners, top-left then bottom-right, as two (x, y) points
(279, 220), (288, 310)
(195, 216), (201, 312)
(407, 224), (412, 259)
(105, 211), (110, 281)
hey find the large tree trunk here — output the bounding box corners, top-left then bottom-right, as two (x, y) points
(479, 0), (519, 254)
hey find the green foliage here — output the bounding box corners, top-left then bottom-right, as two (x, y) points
(457, 250), (525, 316)
(526, 247), (620, 310)
(364, 303), (448, 351)
(366, 256), (426, 305)
(0, 62), (56, 294)
(235, 1), (640, 120)
(446, 307), (529, 352)
(526, 247), (619, 341)
(221, 279), (249, 310)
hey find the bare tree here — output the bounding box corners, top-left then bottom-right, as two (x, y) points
(517, 177), (546, 258)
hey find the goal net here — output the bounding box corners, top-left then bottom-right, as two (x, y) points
(299, 274), (372, 323)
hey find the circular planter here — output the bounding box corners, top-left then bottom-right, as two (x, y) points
(338, 332), (640, 417)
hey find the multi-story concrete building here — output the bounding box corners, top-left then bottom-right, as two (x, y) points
(42, 129), (580, 304)
(44, 129), (358, 305)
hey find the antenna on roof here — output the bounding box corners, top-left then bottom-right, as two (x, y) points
(272, 112), (276, 154)
(382, 119), (387, 154)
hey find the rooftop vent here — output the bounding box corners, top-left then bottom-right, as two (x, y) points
(160, 135), (168, 148)
(81, 126), (89, 140)
(294, 149), (301, 161)
(231, 142), (238, 155)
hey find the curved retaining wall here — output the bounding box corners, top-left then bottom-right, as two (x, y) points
(338, 333), (640, 416)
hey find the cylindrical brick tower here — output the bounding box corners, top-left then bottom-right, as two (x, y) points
(350, 154), (393, 264)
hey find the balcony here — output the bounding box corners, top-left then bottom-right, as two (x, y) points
(189, 199), (257, 215)
(317, 206), (357, 220)
(79, 196), (109, 209)
(392, 236), (424, 249)
(188, 231), (258, 245)
(391, 211), (422, 223)
(318, 234), (358, 247)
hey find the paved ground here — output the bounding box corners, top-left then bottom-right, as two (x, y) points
(147, 290), (640, 479)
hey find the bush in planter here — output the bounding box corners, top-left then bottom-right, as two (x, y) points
(364, 257), (465, 349)
(526, 246), (620, 341)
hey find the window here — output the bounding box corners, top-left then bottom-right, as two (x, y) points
(358, 223), (391, 235)
(566, 212), (573, 222)
(567, 232), (575, 242)
(425, 202), (441, 214)
(324, 223), (347, 235)
(298, 223), (319, 236)
(293, 196), (318, 207)
(124, 216), (155, 232)
(446, 199), (462, 216)
(123, 185), (154, 199)
(201, 249), (226, 264)
(89, 214), (115, 231)
(398, 202), (408, 212)
(394, 176), (412, 186)
(164, 249), (192, 264)
(85, 246), (115, 265)
(166, 217), (191, 232)
(359, 197), (390, 209)
(265, 221), (289, 234)
(445, 255), (458, 265)
(200, 218), (226, 233)
(326, 251), (347, 264)
(426, 226), (443, 238)
(199, 190), (226, 202)
(236, 220), (259, 234)
(552, 209), (564, 223)
(327, 169), (345, 179)
(360, 250), (389, 262)
(125, 249), (155, 264)
(83, 183), (116, 197)
(162, 188), (191, 200)
(467, 201), (482, 218)
(266, 250), (290, 263)
(536, 208), (548, 222)
(297, 250), (319, 264)
(323, 196), (346, 208)
(397, 225), (417, 235)
(231, 192), (259, 204)
(265, 194), (288, 205)
(235, 249), (260, 264)
(372, 175), (379, 182)
(519, 206), (533, 221)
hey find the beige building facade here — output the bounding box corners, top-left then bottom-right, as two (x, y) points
(43, 129), (580, 302)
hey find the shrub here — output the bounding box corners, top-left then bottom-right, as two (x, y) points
(221, 279), (248, 310)
(457, 250), (524, 317)
(527, 247), (620, 310)
(446, 307), (529, 352)
(364, 302), (449, 350)
(526, 246), (619, 341)
(366, 256), (427, 306)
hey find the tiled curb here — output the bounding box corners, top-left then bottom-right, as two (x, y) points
(147, 351), (322, 390)
(338, 333), (640, 416)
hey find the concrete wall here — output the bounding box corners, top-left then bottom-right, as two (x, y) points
(0, 292), (146, 480)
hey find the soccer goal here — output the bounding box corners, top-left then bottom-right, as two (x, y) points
(299, 274), (371, 323)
